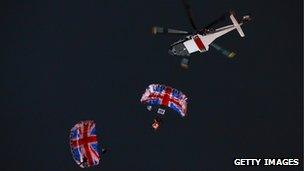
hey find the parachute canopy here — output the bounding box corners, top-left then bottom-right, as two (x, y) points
(140, 84), (188, 117)
(70, 120), (100, 168)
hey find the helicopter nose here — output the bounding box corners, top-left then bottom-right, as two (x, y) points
(168, 47), (176, 56)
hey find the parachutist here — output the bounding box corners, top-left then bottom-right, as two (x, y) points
(141, 84), (188, 131)
(70, 120), (101, 168)
(152, 117), (163, 131)
(80, 156), (88, 168)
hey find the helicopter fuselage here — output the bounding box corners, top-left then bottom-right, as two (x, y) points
(169, 34), (206, 56)
(169, 14), (246, 56)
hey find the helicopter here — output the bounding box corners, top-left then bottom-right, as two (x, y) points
(152, 0), (252, 68)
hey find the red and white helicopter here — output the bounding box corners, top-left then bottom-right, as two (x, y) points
(152, 0), (251, 68)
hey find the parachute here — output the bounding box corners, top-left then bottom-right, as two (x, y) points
(70, 120), (100, 168)
(140, 84), (188, 117)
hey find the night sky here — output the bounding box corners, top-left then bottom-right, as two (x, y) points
(2, 0), (303, 170)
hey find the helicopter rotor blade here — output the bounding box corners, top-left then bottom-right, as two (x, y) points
(205, 12), (229, 30)
(151, 26), (189, 35)
(197, 12), (230, 34)
(210, 43), (236, 58)
(181, 0), (198, 30)
(182, 0), (229, 34)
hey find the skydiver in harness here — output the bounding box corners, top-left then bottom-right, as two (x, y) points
(80, 156), (88, 168)
(152, 116), (164, 131)
(151, 107), (166, 131)
(79, 148), (108, 167)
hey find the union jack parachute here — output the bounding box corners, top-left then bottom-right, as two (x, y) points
(70, 120), (100, 168)
(140, 84), (188, 117)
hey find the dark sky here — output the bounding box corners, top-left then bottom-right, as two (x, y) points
(1, 0), (303, 170)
